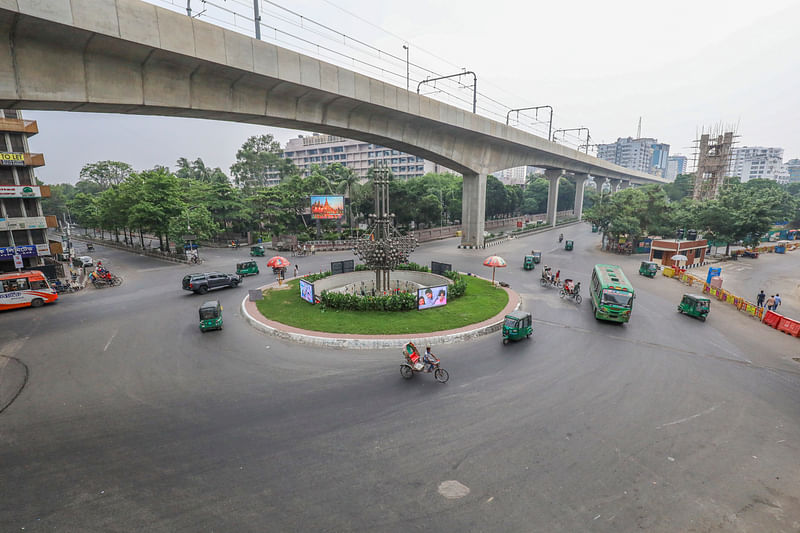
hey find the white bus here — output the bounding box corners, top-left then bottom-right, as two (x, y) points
(0, 270), (59, 311)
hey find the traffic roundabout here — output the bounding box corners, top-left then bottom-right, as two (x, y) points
(241, 274), (520, 349)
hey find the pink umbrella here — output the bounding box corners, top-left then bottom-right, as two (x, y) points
(483, 255), (507, 285)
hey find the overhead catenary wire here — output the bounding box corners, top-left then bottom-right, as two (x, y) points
(150, 0), (593, 147)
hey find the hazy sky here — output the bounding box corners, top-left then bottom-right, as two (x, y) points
(25, 0), (800, 184)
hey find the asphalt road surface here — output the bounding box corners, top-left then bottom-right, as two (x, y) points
(2, 225), (800, 532)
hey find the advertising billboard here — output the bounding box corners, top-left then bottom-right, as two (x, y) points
(310, 195), (344, 219)
(417, 285), (448, 310)
(299, 279), (315, 304)
(0, 185), (42, 198)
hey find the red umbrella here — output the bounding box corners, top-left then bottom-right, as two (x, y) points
(483, 255), (507, 285)
(267, 256), (291, 268)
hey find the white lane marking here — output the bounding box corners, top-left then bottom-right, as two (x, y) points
(657, 403), (721, 429)
(103, 329), (118, 352)
(438, 480), (470, 499)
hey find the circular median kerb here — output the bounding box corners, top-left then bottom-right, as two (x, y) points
(240, 273), (521, 349)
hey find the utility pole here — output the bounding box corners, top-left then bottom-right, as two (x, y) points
(186, 0), (191, 16)
(253, 0), (261, 40)
(418, 71), (477, 113)
(402, 45), (409, 91)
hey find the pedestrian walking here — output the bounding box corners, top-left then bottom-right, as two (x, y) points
(294, 264), (298, 277)
(311, 244), (316, 255)
(756, 290), (766, 308)
(765, 295), (776, 311)
(774, 293), (782, 310)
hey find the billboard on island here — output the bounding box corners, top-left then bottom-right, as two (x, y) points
(417, 285), (448, 310)
(299, 279), (315, 304)
(310, 195), (344, 220)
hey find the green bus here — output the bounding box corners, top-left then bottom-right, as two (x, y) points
(590, 264), (635, 323)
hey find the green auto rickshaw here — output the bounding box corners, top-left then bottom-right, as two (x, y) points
(531, 250), (542, 264)
(199, 300), (223, 332)
(677, 294), (710, 321)
(502, 310), (533, 344)
(591, 224), (598, 233)
(236, 260), (260, 277)
(523, 255), (535, 270)
(250, 245), (265, 257)
(639, 261), (659, 278)
(564, 240), (574, 251)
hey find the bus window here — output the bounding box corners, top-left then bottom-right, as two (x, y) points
(30, 279), (48, 290)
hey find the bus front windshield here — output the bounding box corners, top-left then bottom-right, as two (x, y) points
(602, 289), (633, 308)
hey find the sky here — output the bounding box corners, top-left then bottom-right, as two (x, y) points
(23, 0), (800, 184)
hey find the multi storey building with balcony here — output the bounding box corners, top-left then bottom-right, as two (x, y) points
(596, 137), (670, 178)
(728, 146), (788, 183)
(0, 109), (58, 272)
(283, 134), (454, 181)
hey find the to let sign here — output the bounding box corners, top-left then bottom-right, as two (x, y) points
(13, 254), (23, 268)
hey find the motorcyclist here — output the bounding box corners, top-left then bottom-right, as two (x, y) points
(559, 233), (564, 243)
(542, 265), (552, 282)
(423, 346), (438, 373)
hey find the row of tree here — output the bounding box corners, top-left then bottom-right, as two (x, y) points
(584, 178), (800, 253)
(40, 135), (592, 248)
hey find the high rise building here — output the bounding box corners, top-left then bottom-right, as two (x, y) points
(786, 159), (800, 183)
(596, 137), (670, 177)
(665, 155), (688, 181)
(728, 146), (787, 183)
(283, 134), (454, 181)
(495, 165), (541, 186)
(0, 110), (57, 272)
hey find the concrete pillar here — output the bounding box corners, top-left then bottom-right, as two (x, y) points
(544, 169), (563, 227)
(617, 180), (630, 190)
(572, 173), (589, 220)
(608, 178), (621, 194)
(461, 171), (487, 248)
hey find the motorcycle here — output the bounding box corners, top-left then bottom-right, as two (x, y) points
(540, 267), (562, 288)
(90, 271), (122, 288)
(559, 280), (582, 304)
(558, 234), (564, 243)
(400, 342), (449, 383)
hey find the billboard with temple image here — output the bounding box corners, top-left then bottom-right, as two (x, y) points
(310, 195), (344, 220)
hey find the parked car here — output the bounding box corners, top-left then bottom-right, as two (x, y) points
(78, 256), (93, 268)
(182, 272), (241, 295)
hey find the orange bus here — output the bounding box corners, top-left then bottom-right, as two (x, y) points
(0, 270), (59, 311)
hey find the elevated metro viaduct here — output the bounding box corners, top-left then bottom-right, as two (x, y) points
(0, 0), (666, 247)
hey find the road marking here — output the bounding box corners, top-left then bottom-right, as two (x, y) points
(657, 403), (721, 429)
(103, 329), (118, 352)
(438, 480), (470, 499)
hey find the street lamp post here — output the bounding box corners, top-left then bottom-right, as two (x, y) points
(402, 45), (409, 91)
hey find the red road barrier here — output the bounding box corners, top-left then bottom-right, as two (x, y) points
(762, 310), (783, 328)
(777, 317), (800, 337)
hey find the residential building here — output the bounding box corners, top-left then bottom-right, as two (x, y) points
(596, 137), (670, 177)
(0, 109), (57, 272)
(728, 146), (786, 183)
(495, 165), (541, 186)
(665, 155), (688, 181)
(283, 134), (455, 181)
(786, 159), (800, 183)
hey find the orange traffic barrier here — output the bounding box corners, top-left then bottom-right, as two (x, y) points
(777, 317), (800, 337)
(762, 310), (782, 328)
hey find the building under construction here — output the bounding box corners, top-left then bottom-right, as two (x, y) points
(692, 129), (736, 201)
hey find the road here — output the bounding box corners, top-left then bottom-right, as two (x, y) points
(2, 225), (800, 532)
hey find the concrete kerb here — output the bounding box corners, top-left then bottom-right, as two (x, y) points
(240, 274), (521, 349)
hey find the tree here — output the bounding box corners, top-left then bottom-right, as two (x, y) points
(176, 157), (228, 183)
(125, 168), (184, 251)
(230, 134), (296, 188)
(79, 160), (133, 190)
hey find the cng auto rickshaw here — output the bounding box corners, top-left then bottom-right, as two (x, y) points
(639, 261), (659, 278)
(677, 294), (710, 321)
(502, 310), (533, 344)
(591, 224), (598, 233)
(531, 250), (542, 264)
(199, 300), (223, 332)
(523, 255), (535, 270)
(564, 240), (574, 251)
(250, 245), (265, 257)
(236, 260), (260, 277)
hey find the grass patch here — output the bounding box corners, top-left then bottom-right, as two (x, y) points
(255, 275), (509, 334)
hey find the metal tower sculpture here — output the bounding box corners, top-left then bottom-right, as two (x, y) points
(353, 166), (417, 292)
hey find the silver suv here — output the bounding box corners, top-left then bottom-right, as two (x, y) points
(182, 272), (241, 295)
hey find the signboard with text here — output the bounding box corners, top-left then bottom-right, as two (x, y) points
(13, 254), (23, 269)
(0, 152), (25, 166)
(0, 185), (42, 198)
(0, 244), (49, 259)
